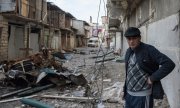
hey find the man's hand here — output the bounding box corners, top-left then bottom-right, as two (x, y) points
(147, 77), (153, 85)
(120, 91), (125, 100)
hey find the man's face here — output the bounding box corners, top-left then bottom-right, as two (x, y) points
(126, 36), (141, 49)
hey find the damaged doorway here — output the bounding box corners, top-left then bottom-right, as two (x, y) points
(51, 31), (61, 51)
(29, 28), (40, 54)
(8, 25), (25, 60)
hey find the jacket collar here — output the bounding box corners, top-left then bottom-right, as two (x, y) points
(128, 42), (144, 53)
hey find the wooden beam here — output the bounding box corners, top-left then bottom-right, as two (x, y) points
(0, 95), (37, 103)
(41, 95), (96, 102)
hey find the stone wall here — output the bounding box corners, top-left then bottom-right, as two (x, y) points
(0, 15), (8, 61)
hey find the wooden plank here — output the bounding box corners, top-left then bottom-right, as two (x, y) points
(0, 95), (37, 103)
(41, 95), (96, 101)
(0, 87), (32, 99)
(21, 0), (28, 17)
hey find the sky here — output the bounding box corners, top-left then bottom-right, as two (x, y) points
(48, 0), (107, 24)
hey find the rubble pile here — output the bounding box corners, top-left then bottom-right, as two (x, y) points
(0, 48), (90, 108)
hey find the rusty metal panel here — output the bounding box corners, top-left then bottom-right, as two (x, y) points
(8, 25), (25, 60)
(0, 0), (16, 12)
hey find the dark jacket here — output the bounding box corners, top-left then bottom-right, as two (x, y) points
(124, 42), (175, 99)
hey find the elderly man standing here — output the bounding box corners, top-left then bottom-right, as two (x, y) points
(123, 27), (175, 108)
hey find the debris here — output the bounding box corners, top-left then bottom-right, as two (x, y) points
(0, 64), (5, 73)
(7, 70), (24, 79)
(52, 52), (73, 60)
(17, 84), (55, 97)
(68, 74), (87, 86)
(41, 95), (96, 102)
(30, 53), (43, 68)
(72, 89), (86, 97)
(97, 102), (105, 108)
(36, 68), (57, 84)
(103, 79), (111, 82)
(114, 56), (124, 63)
(102, 82), (124, 103)
(36, 72), (48, 84)
(20, 98), (53, 108)
(6, 70), (29, 87)
(0, 64), (6, 79)
(36, 68), (87, 87)
(95, 58), (115, 63)
(0, 87), (32, 99)
(10, 59), (35, 73)
(89, 50), (114, 59)
(0, 95), (37, 103)
(79, 51), (89, 55)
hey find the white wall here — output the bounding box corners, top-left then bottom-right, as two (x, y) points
(72, 20), (84, 35)
(0, 0), (16, 12)
(140, 13), (180, 108)
(115, 32), (121, 51)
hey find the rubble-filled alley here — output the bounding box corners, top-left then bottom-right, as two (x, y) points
(0, 47), (169, 108)
(0, 0), (180, 108)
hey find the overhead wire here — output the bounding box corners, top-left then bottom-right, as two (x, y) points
(87, 0), (112, 107)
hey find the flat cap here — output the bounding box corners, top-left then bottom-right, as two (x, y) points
(124, 27), (141, 37)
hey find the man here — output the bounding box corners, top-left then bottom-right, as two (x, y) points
(123, 27), (175, 108)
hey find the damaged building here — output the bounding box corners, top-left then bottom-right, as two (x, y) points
(107, 0), (180, 107)
(0, 0), (91, 61)
(0, 0), (48, 61)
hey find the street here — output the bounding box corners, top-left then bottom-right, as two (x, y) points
(0, 46), (169, 108)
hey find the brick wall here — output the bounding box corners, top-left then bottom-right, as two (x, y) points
(0, 15), (8, 61)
